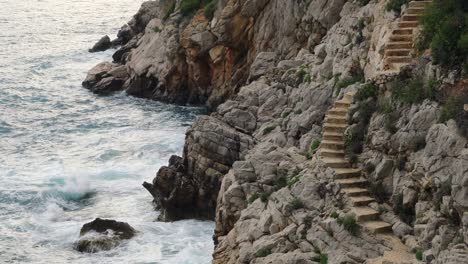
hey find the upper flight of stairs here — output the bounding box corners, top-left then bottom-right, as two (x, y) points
(320, 92), (392, 234)
(384, 0), (432, 72)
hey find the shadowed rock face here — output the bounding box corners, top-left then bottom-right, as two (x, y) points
(76, 218), (136, 253)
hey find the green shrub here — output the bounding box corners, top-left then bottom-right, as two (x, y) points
(415, 249), (423, 261)
(311, 253), (328, 264)
(358, 100), (377, 124)
(248, 193), (259, 204)
(356, 83), (378, 101)
(357, 0), (370, 7)
(385, 0), (409, 14)
(163, 1), (176, 20)
(297, 66), (308, 83)
(203, 0), (216, 20)
(275, 176), (288, 189)
(287, 175), (301, 189)
(180, 0), (201, 15)
(289, 198), (304, 211)
(282, 111), (291, 118)
(377, 98), (394, 114)
(260, 192), (270, 203)
(263, 126), (276, 135)
(330, 211), (339, 219)
(255, 247), (272, 258)
(335, 76), (362, 96)
(152, 26), (161, 33)
(418, 0), (468, 66)
(392, 78), (439, 105)
(309, 139), (321, 155)
(337, 214), (360, 236)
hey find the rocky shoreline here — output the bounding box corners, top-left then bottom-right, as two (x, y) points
(84, 0), (468, 263)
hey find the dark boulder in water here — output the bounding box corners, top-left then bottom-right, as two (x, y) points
(89, 35), (112, 53)
(76, 218), (136, 253)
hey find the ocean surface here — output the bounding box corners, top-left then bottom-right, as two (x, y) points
(0, 0), (214, 263)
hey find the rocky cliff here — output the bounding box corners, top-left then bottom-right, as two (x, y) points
(85, 0), (468, 263)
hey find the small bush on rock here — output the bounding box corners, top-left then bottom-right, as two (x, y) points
(248, 193), (259, 204)
(415, 249), (423, 261)
(287, 175), (301, 189)
(203, 0), (217, 20)
(263, 125), (276, 135)
(337, 214), (360, 236)
(275, 176), (288, 189)
(385, 0), (409, 14)
(163, 1), (176, 20)
(255, 247), (272, 258)
(356, 83), (378, 101)
(289, 198), (304, 211)
(311, 248), (328, 264)
(260, 192), (270, 203)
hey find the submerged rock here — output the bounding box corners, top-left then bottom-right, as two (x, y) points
(76, 218), (136, 253)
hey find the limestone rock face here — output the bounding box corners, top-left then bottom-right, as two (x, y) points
(83, 0), (468, 262)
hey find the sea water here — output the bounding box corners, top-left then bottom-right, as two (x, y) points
(0, 0), (213, 263)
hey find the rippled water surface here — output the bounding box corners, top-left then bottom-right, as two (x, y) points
(0, 0), (213, 263)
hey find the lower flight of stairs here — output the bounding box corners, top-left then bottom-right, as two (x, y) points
(321, 92), (392, 234)
(384, 0), (432, 72)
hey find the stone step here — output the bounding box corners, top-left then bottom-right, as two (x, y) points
(409, 1), (432, 8)
(362, 221), (392, 233)
(327, 107), (348, 115)
(386, 41), (412, 49)
(385, 49), (411, 57)
(323, 123), (347, 133)
(341, 187), (369, 197)
(386, 56), (412, 63)
(323, 132), (344, 141)
(399, 21), (419, 28)
(390, 34), (413, 42)
(392, 28), (414, 35)
(344, 92), (356, 101)
(352, 206), (379, 222)
(325, 115), (347, 124)
(407, 7), (425, 15)
(323, 158), (349, 169)
(334, 168), (361, 179)
(321, 140), (344, 150)
(336, 178), (368, 188)
(334, 100), (352, 108)
(321, 148), (345, 158)
(350, 196), (375, 206)
(401, 14), (422, 22)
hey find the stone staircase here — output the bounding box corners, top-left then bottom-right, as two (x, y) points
(320, 91), (392, 234)
(384, 0), (432, 72)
